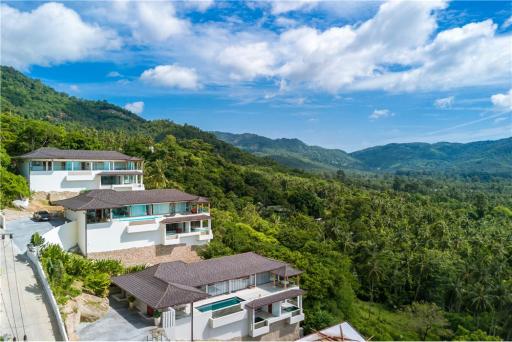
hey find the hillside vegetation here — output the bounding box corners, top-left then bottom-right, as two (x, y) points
(214, 131), (512, 177)
(1, 67), (511, 340)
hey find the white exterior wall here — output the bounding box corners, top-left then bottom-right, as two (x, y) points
(27, 170), (144, 192)
(65, 210), (87, 255)
(42, 221), (78, 251)
(85, 214), (212, 253)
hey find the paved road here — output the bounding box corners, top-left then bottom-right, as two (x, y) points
(4, 217), (64, 253)
(77, 297), (155, 341)
(0, 235), (58, 341)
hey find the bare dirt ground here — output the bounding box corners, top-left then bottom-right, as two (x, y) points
(88, 245), (201, 266)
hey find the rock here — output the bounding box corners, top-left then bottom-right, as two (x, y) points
(61, 293), (109, 340)
(48, 191), (79, 203)
(76, 293), (109, 323)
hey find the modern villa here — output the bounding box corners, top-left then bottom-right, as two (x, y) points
(53, 189), (212, 257)
(17, 147), (145, 192)
(111, 252), (304, 341)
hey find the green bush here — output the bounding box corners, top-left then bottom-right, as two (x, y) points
(30, 232), (45, 246)
(84, 273), (111, 297)
(93, 259), (124, 276)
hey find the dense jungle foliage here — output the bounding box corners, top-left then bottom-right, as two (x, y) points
(1, 112), (510, 340)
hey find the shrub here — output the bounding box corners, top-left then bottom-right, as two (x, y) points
(94, 259), (124, 276)
(153, 310), (161, 318)
(30, 232), (45, 246)
(84, 273), (111, 297)
(123, 264), (148, 274)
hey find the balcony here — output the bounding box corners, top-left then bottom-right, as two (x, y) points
(288, 308), (304, 324)
(250, 319), (270, 337)
(208, 305), (246, 328)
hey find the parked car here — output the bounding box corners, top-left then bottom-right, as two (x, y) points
(33, 210), (50, 221)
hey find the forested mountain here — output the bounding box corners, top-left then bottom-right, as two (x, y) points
(352, 139), (512, 176)
(215, 131), (512, 177)
(0, 66), (144, 129)
(1, 66), (511, 340)
(214, 131), (361, 171)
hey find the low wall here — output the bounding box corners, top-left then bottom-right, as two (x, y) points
(43, 221), (78, 251)
(26, 248), (69, 341)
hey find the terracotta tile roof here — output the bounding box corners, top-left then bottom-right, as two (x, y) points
(17, 147), (142, 161)
(111, 252), (303, 309)
(53, 189), (209, 210)
(245, 289), (304, 309)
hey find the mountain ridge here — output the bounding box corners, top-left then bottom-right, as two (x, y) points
(214, 131), (512, 176)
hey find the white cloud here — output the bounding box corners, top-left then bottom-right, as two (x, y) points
(217, 42), (275, 80)
(434, 96), (454, 109)
(370, 109), (394, 120)
(274, 16), (298, 28)
(124, 101), (144, 114)
(70, 85), (79, 92)
(107, 71), (122, 78)
(502, 16), (512, 29)
(491, 89), (512, 111)
(270, 0), (318, 15)
(140, 64), (200, 90)
(182, 0), (214, 12)
(0, 2), (121, 69)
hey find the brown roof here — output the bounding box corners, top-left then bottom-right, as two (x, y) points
(271, 265), (303, 278)
(17, 147), (142, 161)
(112, 252), (303, 308)
(53, 189), (209, 210)
(245, 289), (304, 309)
(112, 267), (208, 309)
(161, 214), (211, 224)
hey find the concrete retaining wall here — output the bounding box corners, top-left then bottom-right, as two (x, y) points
(26, 248), (69, 341)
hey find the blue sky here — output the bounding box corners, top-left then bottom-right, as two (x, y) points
(1, 1), (511, 152)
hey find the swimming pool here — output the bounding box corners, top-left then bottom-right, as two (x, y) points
(197, 297), (244, 312)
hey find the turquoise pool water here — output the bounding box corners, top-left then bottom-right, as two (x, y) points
(197, 297), (244, 312)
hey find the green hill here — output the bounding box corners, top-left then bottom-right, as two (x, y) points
(351, 139), (512, 177)
(214, 131), (512, 177)
(214, 131), (361, 171)
(1, 66), (511, 340)
(1, 66), (144, 129)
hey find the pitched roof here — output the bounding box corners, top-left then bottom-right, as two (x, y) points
(112, 252), (303, 308)
(17, 147), (142, 161)
(271, 265), (303, 278)
(245, 289), (304, 309)
(112, 266), (208, 308)
(53, 189), (209, 210)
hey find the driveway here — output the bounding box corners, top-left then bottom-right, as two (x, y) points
(4, 217), (64, 252)
(77, 297), (156, 341)
(0, 236), (59, 340)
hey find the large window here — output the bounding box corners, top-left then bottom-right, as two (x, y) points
(191, 221), (201, 229)
(131, 204), (150, 217)
(112, 207), (129, 218)
(202, 220), (209, 228)
(166, 223), (185, 235)
(231, 277), (250, 292)
(175, 202), (187, 214)
(30, 161), (45, 171)
(256, 272), (271, 285)
(53, 161), (71, 171)
(93, 162), (109, 170)
(101, 175), (118, 185)
(72, 161), (90, 171)
(153, 203), (170, 215)
(207, 281), (229, 296)
(113, 162), (127, 170)
(86, 209), (110, 223)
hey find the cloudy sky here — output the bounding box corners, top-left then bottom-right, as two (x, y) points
(1, 0), (511, 151)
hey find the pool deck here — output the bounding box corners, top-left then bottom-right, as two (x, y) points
(193, 282), (297, 311)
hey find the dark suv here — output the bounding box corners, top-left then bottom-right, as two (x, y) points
(33, 211), (50, 222)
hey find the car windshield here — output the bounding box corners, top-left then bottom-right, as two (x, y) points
(38, 211), (49, 215)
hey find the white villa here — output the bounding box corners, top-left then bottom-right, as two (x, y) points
(17, 147), (144, 192)
(52, 189), (212, 256)
(111, 252), (304, 341)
